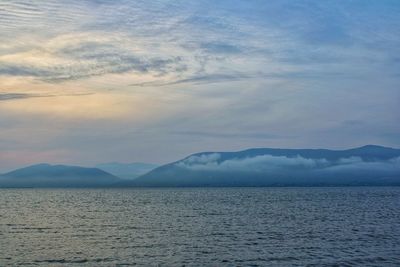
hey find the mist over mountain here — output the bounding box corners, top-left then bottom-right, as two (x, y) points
(0, 164), (121, 188)
(95, 162), (158, 179)
(130, 145), (400, 187)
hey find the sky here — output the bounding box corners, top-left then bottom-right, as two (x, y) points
(0, 0), (399, 171)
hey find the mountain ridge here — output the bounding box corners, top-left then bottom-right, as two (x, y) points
(129, 145), (400, 187)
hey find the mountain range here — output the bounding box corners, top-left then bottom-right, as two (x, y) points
(0, 145), (399, 187)
(128, 145), (400, 187)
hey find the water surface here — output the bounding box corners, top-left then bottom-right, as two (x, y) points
(1, 187), (400, 266)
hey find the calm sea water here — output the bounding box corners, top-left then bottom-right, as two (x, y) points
(1, 187), (400, 266)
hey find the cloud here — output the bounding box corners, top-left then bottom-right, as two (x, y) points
(0, 93), (49, 101)
(51, 40), (183, 80)
(176, 154), (329, 172)
(0, 64), (52, 77)
(0, 34), (186, 82)
(0, 92), (92, 101)
(130, 73), (251, 87)
(199, 42), (242, 54)
(168, 73), (249, 85)
(176, 154), (400, 174)
(323, 156), (400, 173)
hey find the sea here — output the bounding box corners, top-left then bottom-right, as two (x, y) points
(1, 187), (400, 266)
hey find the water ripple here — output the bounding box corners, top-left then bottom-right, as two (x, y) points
(0, 187), (400, 266)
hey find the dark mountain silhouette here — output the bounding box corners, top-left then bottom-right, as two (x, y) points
(0, 164), (121, 188)
(127, 145), (400, 187)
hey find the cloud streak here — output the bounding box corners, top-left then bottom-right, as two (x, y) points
(0, 92), (92, 101)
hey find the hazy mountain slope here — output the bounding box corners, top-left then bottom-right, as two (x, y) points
(0, 164), (121, 188)
(95, 162), (158, 179)
(129, 145), (400, 187)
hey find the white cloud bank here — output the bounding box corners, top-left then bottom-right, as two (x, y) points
(176, 154), (400, 174)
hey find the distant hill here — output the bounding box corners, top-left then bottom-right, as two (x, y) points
(0, 164), (121, 188)
(95, 162), (158, 179)
(129, 145), (400, 187)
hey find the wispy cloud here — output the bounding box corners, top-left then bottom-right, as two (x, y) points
(176, 153), (328, 172)
(0, 92), (92, 101)
(129, 73), (250, 87)
(0, 64), (52, 77)
(0, 33), (186, 83)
